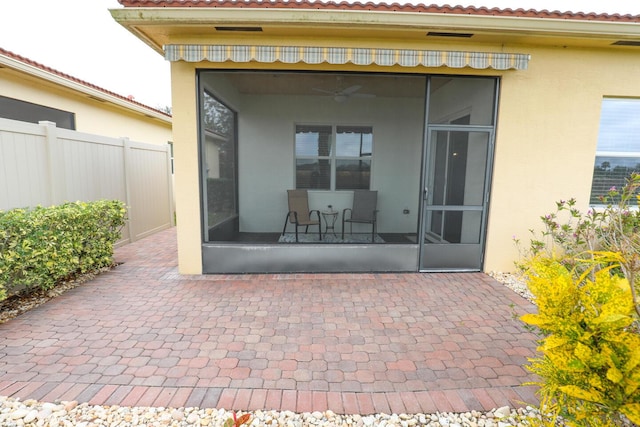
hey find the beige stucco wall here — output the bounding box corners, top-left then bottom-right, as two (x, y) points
(0, 70), (171, 145)
(171, 61), (202, 274)
(486, 45), (640, 272)
(168, 39), (640, 274)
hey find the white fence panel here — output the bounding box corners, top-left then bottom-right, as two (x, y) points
(126, 141), (174, 241)
(0, 118), (174, 245)
(0, 120), (49, 209)
(55, 128), (128, 205)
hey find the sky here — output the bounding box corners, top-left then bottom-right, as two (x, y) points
(1, 0), (639, 110)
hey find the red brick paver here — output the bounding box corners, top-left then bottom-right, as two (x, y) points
(0, 228), (539, 414)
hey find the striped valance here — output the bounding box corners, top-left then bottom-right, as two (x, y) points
(165, 45), (530, 71)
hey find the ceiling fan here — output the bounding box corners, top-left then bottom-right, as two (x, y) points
(312, 81), (376, 103)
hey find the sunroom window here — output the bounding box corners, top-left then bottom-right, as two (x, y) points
(590, 98), (640, 204)
(295, 124), (372, 190)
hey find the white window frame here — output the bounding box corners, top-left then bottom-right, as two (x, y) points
(294, 124), (373, 191)
(590, 98), (640, 205)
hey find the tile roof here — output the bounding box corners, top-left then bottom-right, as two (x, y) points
(0, 47), (171, 118)
(116, 0), (640, 22)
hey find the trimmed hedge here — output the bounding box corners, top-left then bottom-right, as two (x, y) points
(0, 200), (127, 301)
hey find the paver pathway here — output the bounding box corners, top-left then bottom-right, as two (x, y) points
(0, 228), (539, 415)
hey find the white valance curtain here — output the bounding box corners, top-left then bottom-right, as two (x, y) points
(165, 44), (530, 70)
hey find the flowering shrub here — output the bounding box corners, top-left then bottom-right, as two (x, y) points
(516, 173), (640, 313)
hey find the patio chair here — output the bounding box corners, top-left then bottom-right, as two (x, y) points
(282, 189), (322, 242)
(342, 190), (378, 242)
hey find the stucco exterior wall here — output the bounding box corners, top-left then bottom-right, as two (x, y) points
(0, 71), (171, 145)
(171, 61), (203, 274)
(486, 45), (640, 272)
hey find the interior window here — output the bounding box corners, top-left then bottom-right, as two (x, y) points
(590, 98), (640, 204)
(295, 124), (372, 190)
(295, 125), (332, 190)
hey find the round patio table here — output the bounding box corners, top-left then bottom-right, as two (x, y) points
(321, 210), (338, 237)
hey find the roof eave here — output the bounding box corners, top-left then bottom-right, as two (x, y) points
(110, 7), (640, 51)
(0, 53), (171, 124)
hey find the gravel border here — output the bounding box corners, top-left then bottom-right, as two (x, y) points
(0, 396), (544, 426)
(488, 271), (534, 302)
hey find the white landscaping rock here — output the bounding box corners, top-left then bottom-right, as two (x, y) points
(0, 396), (554, 427)
(493, 406), (512, 419)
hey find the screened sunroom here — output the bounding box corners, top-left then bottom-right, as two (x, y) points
(198, 71), (499, 273)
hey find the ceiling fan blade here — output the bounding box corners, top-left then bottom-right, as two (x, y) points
(312, 87), (334, 95)
(341, 85), (362, 95)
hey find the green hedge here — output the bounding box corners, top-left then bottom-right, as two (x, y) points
(0, 200), (127, 301)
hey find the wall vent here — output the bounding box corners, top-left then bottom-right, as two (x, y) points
(215, 26), (263, 32)
(427, 32), (473, 38)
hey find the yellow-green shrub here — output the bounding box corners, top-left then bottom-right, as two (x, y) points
(521, 256), (640, 426)
(0, 200), (127, 301)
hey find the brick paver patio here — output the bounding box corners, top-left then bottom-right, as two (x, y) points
(0, 228), (539, 414)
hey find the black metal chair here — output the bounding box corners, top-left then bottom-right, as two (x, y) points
(282, 189), (322, 242)
(342, 190), (378, 242)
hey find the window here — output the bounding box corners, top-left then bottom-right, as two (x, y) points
(0, 95), (76, 130)
(295, 124), (372, 190)
(590, 98), (640, 204)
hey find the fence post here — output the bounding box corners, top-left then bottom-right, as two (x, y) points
(40, 121), (63, 206)
(121, 137), (135, 243)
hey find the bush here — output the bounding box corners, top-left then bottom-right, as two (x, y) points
(516, 173), (640, 313)
(517, 174), (640, 426)
(0, 200), (127, 301)
(521, 257), (640, 426)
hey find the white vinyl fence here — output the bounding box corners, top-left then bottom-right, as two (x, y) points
(0, 118), (174, 245)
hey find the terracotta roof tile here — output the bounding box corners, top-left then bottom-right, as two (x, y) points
(0, 47), (171, 118)
(116, 0), (640, 22)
